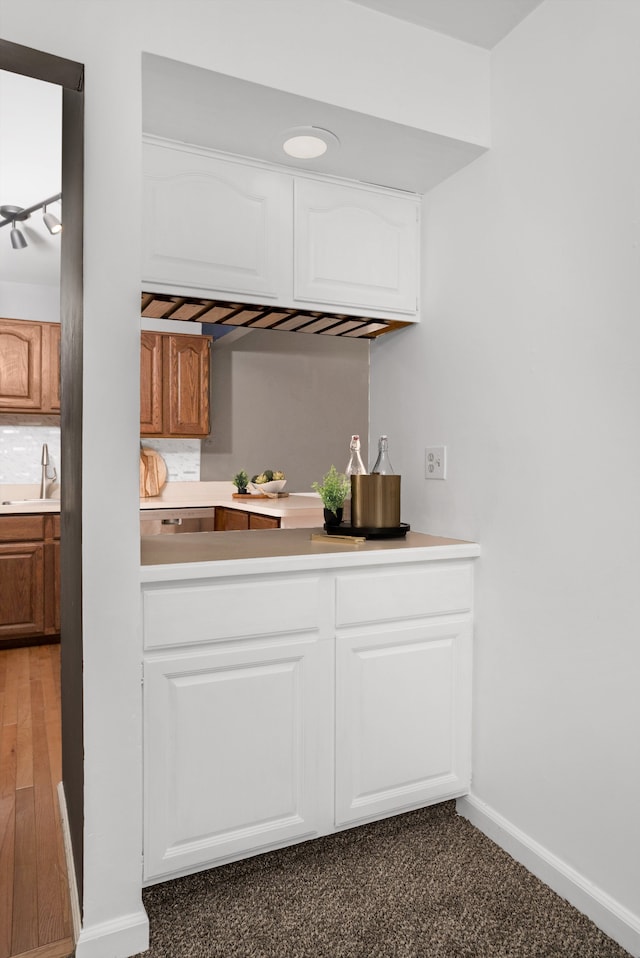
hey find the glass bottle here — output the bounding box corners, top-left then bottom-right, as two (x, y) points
(345, 434), (367, 475)
(371, 435), (394, 474)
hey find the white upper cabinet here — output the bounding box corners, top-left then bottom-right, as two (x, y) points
(142, 138), (421, 322)
(142, 140), (293, 299)
(294, 179), (419, 316)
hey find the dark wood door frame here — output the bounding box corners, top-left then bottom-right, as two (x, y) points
(0, 38), (85, 907)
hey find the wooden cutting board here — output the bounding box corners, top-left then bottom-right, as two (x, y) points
(140, 447), (168, 498)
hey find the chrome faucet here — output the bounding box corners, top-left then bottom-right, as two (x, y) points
(39, 443), (57, 499)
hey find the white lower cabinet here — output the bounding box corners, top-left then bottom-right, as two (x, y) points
(143, 631), (333, 881)
(142, 557), (475, 883)
(335, 620), (472, 826)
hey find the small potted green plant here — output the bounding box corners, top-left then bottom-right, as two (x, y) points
(232, 470), (249, 495)
(312, 465), (350, 528)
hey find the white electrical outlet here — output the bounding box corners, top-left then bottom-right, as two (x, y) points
(425, 446), (447, 480)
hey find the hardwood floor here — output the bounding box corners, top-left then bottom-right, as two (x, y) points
(0, 644), (74, 958)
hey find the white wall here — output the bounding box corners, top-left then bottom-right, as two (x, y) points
(0, 4), (490, 957)
(371, 0), (640, 951)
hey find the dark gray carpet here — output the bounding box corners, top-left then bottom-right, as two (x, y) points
(138, 801), (631, 958)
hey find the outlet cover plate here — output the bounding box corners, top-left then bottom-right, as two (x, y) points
(425, 446), (447, 480)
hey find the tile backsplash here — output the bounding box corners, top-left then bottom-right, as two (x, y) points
(0, 419), (61, 483)
(0, 422), (201, 484)
(139, 439), (201, 482)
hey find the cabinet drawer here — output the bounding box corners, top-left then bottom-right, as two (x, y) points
(143, 575), (322, 649)
(0, 515), (46, 543)
(335, 562), (473, 628)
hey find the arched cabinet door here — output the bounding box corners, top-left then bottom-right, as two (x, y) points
(164, 333), (210, 437)
(0, 319), (61, 414)
(294, 178), (419, 316)
(0, 319), (42, 410)
(140, 331), (163, 435)
(140, 331), (211, 438)
(142, 140), (293, 299)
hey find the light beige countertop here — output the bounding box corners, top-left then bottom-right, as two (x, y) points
(141, 527), (480, 580)
(0, 481), (324, 525)
(0, 485), (61, 513)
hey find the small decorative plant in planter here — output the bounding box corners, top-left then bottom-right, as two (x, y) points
(232, 470), (249, 495)
(312, 465), (351, 528)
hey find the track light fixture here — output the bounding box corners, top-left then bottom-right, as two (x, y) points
(10, 223), (27, 249)
(43, 205), (62, 235)
(0, 192), (62, 249)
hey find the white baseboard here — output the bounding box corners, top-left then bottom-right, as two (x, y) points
(456, 794), (640, 958)
(57, 781), (149, 958)
(57, 781), (81, 944)
(74, 909), (150, 958)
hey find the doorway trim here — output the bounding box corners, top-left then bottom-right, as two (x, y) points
(0, 37), (85, 909)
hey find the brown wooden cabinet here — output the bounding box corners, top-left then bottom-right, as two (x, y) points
(0, 318), (61, 414)
(140, 330), (211, 438)
(249, 513), (280, 530)
(214, 507), (280, 531)
(0, 513), (60, 647)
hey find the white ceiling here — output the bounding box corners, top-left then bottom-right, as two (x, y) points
(142, 2), (545, 194)
(347, 0), (545, 49)
(1, 1), (544, 292)
(142, 55), (486, 196)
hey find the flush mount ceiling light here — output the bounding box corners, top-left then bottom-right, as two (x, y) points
(0, 192), (62, 249)
(281, 126), (340, 159)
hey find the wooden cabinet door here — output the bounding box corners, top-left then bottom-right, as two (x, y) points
(335, 620), (472, 826)
(143, 631), (331, 881)
(42, 322), (61, 412)
(214, 507), (249, 531)
(0, 318), (43, 411)
(140, 331), (163, 435)
(143, 141), (293, 299)
(163, 333), (210, 437)
(45, 539), (61, 634)
(294, 178), (419, 316)
(0, 542), (45, 641)
(249, 513), (280, 530)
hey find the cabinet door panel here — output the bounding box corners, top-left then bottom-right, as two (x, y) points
(0, 542), (45, 639)
(164, 334), (210, 437)
(214, 507), (249, 532)
(294, 179), (419, 315)
(0, 320), (42, 410)
(140, 332), (163, 435)
(42, 322), (61, 413)
(143, 142), (292, 298)
(144, 633), (330, 880)
(249, 513), (280, 530)
(45, 540), (61, 634)
(335, 621), (471, 826)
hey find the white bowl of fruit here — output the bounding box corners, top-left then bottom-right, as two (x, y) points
(249, 470), (286, 495)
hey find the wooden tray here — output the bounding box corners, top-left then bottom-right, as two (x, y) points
(232, 492), (290, 499)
